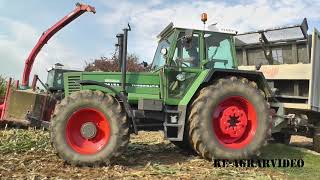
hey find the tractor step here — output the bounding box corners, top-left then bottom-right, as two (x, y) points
(165, 109), (180, 114)
(163, 106), (187, 141)
(166, 137), (181, 141)
(163, 122), (182, 127)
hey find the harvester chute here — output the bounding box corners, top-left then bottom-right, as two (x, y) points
(0, 3), (95, 125)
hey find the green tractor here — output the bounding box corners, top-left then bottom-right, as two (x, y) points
(51, 23), (272, 166)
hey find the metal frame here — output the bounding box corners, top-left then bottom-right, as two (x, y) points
(235, 18), (308, 47)
(309, 28), (320, 112)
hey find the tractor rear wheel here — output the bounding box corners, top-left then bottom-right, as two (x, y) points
(50, 90), (129, 166)
(188, 77), (271, 159)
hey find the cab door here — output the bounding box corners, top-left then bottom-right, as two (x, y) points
(164, 30), (203, 105)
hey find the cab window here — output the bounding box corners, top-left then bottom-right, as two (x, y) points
(205, 33), (234, 69)
(151, 32), (175, 70)
(46, 70), (55, 88)
(173, 32), (200, 68)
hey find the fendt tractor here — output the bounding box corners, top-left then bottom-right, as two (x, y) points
(50, 15), (272, 165)
(0, 3), (95, 127)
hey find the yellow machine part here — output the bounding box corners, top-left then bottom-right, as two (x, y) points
(3, 89), (55, 125)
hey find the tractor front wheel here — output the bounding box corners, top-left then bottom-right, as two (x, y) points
(50, 90), (129, 166)
(188, 77), (271, 159)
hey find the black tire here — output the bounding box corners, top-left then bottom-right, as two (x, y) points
(188, 76), (271, 160)
(50, 90), (129, 166)
(313, 127), (320, 153)
(271, 132), (291, 145)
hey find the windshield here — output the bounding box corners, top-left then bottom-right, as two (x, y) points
(46, 70), (55, 87)
(46, 70), (64, 90)
(173, 32), (200, 68)
(151, 32), (175, 70)
(205, 33), (234, 69)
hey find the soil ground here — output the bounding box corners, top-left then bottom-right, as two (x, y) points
(0, 128), (319, 179)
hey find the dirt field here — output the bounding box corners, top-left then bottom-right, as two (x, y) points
(0, 128), (319, 179)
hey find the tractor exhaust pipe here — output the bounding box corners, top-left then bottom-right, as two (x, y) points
(116, 34), (124, 72)
(120, 24), (131, 93)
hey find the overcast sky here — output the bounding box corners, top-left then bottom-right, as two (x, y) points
(0, 0), (319, 81)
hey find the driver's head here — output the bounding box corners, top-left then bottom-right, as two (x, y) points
(185, 37), (198, 56)
(186, 37), (199, 67)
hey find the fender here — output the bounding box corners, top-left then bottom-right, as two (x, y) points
(78, 80), (138, 134)
(204, 69), (272, 96)
(179, 68), (272, 107)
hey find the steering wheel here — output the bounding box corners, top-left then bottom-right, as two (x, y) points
(181, 62), (189, 67)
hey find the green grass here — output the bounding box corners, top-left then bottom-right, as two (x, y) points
(0, 128), (51, 154)
(261, 144), (320, 179)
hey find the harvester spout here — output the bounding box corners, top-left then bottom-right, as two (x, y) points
(20, 3), (96, 89)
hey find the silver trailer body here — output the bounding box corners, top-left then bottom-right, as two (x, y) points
(236, 19), (320, 142)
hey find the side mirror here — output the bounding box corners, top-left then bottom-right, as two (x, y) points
(142, 61), (148, 68)
(161, 48), (168, 55)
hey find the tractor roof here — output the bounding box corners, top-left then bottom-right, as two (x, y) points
(157, 22), (238, 39)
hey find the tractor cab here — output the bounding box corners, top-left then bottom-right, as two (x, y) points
(151, 23), (237, 71)
(46, 63), (80, 92)
(150, 23), (238, 101)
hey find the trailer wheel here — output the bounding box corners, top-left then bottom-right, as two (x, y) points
(271, 132), (291, 145)
(50, 90), (129, 166)
(188, 76), (271, 159)
(313, 127), (320, 153)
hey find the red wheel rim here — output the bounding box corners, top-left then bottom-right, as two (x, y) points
(66, 108), (110, 154)
(212, 96), (257, 149)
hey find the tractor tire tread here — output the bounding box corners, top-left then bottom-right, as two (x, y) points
(187, 76), (271, 160)
(50, 90), (129, 166)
